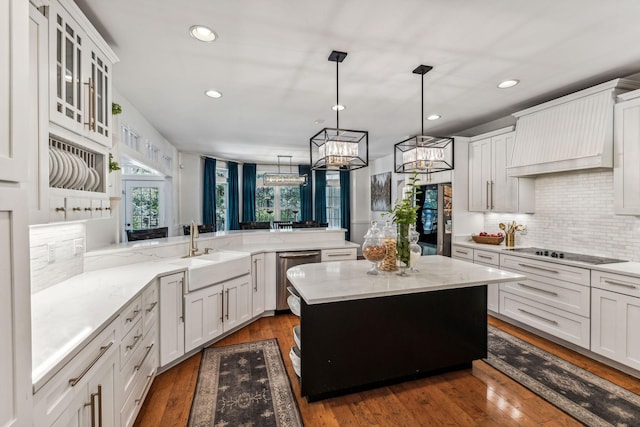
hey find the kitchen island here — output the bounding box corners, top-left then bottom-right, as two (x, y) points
(287, 255), (525, 401)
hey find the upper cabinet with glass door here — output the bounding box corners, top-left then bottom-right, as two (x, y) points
(48, 0), (118, 148)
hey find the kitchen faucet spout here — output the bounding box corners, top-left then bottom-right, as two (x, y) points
(188, 220), (200, 257)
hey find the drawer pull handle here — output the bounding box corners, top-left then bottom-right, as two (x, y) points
(126, 334), (142, 350)
(517, 282), (559, 297)
(126, 309), (141, 323)
(55, 207), (65, 212)
(517, 262), (559, 274)
(604, 280), (637, 290)
(477, 254), (493, 260)
(145, 301), (158, 313)
(135, 375), (154, 405)
(72, 207), (82, 212)
(225, 289), (230, 320)
(455, 250), (469, 255)
(135, 344), (155, 371)
(69, 341), (114, 386)
(517, 308), (559, 326)
(327, 252), (351, 257)
(84, 207), (92, 211)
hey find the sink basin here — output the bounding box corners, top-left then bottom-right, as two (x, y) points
(167, 250), (251, 291)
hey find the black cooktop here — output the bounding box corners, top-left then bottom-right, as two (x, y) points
(503, 247), (627, 265)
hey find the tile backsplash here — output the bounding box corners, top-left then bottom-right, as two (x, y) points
(484, 170), (640, 262)
(30, 222), (85, 294)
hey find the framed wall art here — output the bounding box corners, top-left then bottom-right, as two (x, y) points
(371, 172), (391, 211)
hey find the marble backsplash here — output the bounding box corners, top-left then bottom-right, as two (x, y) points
(30, 222), (85, 294)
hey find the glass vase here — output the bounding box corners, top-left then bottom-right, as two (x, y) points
(396, 223), (410, 276)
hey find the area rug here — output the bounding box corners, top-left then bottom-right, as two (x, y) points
(486, 325), (640, 426)
(188, 339), (303, 427)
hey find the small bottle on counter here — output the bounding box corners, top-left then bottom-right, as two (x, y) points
(408, 226), (421, 272)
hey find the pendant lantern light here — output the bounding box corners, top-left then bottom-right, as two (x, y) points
(394, 65), (453, 174)
(263, 155), (308, 186)
(310, 50), (368, 171)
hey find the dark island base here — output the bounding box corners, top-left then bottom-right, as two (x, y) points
(299, 285), (488, 401)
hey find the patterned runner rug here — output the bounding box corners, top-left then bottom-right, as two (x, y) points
(486, 325), (640, 426)
(188, 339), (303, 427)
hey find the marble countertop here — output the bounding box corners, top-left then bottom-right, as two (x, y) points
(452, 240), (640, 277)
(31, 260), (184, 392)
(286, 256), (525, 305)
(31, 230), (358, 392)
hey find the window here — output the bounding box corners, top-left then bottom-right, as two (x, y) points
(216, 168), (228, 231)
(256, 172), (301, 221)
(326, 172), (341, 228)
(131, 187), (159, 229)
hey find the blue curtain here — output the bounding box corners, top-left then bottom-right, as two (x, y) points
(228, 161), (240, 230)
(299, 164), (312, 221)
(203, 157), (217, 227)
(242, 163), (256, 222)
(339, 169), (351, 241)
(314, 170), (326, 223)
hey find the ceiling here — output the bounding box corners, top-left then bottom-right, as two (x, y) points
(76, 0), (640, 165)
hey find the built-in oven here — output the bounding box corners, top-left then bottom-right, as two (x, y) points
(276, 251), (321, 311)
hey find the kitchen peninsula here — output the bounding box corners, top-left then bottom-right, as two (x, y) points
(287, 256), (525, 401)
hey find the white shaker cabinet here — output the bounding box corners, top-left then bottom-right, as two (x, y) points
(468, 129), (534, 213)
(614, 90), (640, 215)
(183, 274), (251, 354)
(47, 0), (118, 148)
(159, 272), (185, 367)
(451, 244), (501, 313)
(184, 284), (223, 353)
(0, 1), (33, 426)
(591, 271), (640, 371)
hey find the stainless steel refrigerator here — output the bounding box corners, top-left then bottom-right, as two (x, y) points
(416, 183), (452, 257)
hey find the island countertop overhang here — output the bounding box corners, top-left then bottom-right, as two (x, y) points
(287, 255), (526, 305)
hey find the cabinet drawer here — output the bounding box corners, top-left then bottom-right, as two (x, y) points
(120, 295), (143, 337)
(65, 197), (91, 221)
(501, 254), (590, 285)
(49, 195), (67, 222)
(473, 249), (499, 266)
(321, 247), (357, 262)
(119, 351), (156, 427)
(451, 245), (473, 261)
(500, 292), (590, 348)
(33, 321), (117, 424)
(120, 326), (157, 402)
(500, 272), (590, 317)
(142, 282), (159, 335)
(120, 318), (144, 369)
(591, 270), (640, 298)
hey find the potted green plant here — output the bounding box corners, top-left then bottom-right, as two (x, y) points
(384, 171), (421, 271)
(109, 153), (121, 172)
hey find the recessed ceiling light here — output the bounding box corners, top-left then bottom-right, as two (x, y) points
(427, 114), (441, 121)
(498, 79), (519, 89)
(332, 104), (345, 111)
(205, 89), (222, 99)
(189, 25), (217, 42)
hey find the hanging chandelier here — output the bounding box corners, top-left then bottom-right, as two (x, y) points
(310, 50), (368, 171)
(263, 155), (308, 186)
(394, 65), (453, 174)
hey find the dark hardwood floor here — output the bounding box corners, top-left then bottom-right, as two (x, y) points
(133, 315), (640, 426)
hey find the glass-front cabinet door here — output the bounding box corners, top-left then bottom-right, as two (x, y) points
(49, 1), (84, 135)
(48, 0), (116, 148)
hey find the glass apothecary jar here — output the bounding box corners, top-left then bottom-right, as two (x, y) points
(379, 220), (398, 271)
(362, 220), (387, 275)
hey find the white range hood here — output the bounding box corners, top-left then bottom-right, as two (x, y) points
(507, 78), (640, 177)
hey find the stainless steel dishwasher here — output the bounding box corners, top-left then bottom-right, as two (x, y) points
(277, 251), (321, 311)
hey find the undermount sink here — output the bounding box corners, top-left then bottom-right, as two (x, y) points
(167, 250), (251, 291)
